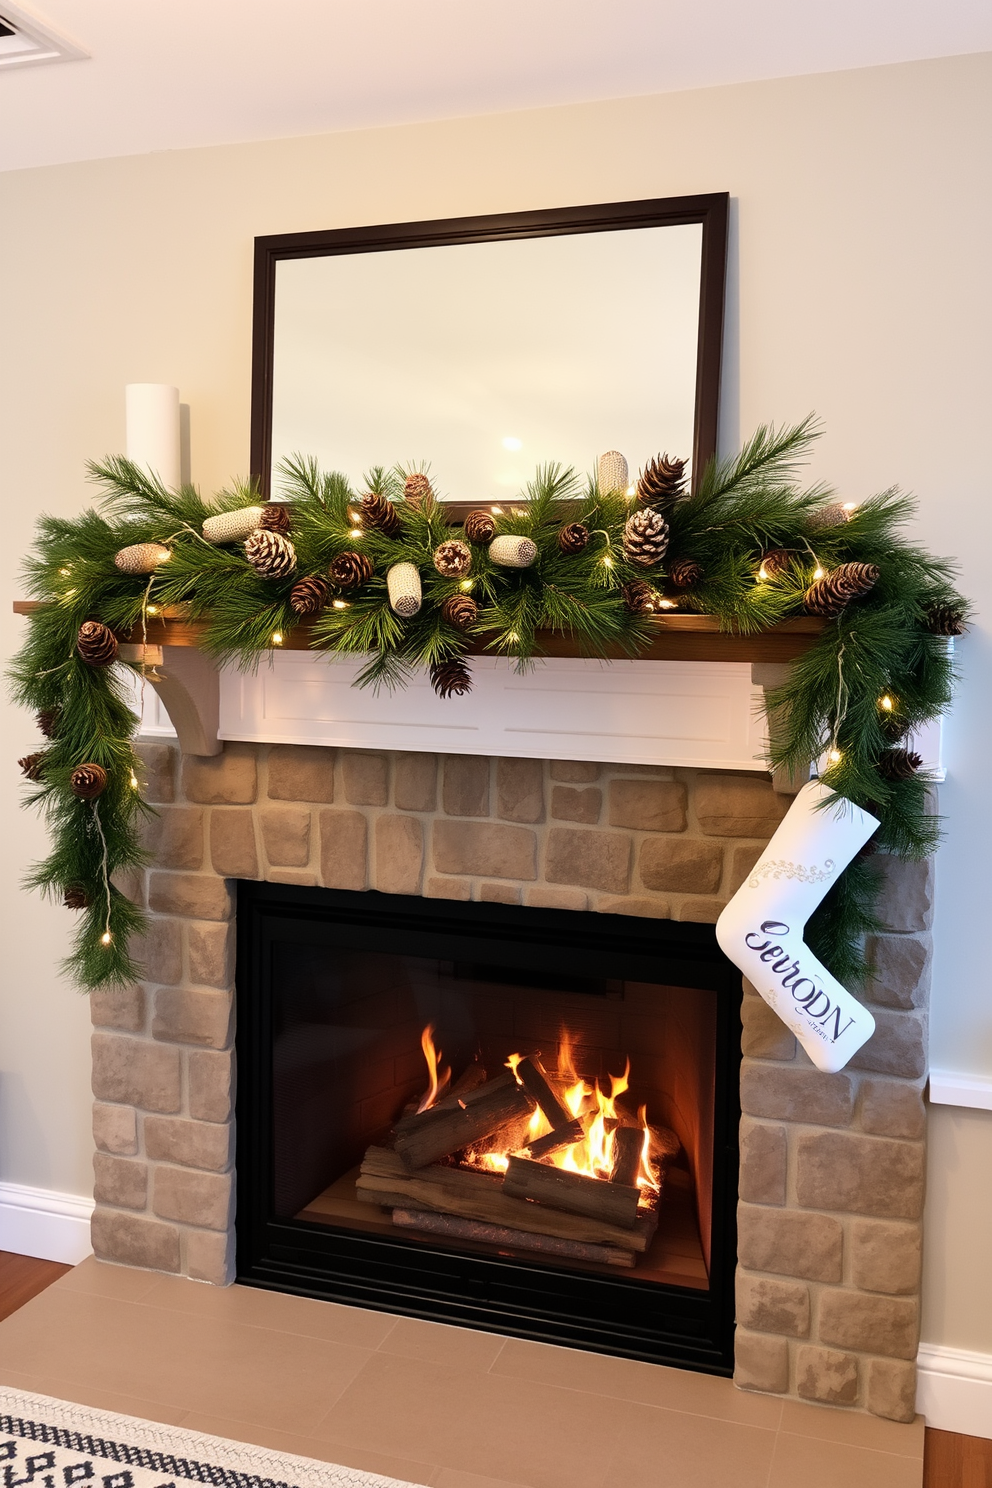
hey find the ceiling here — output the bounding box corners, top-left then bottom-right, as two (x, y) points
(2, 0), (991, 174)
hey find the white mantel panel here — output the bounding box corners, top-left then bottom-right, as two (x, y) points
(218, 652), (770, 771)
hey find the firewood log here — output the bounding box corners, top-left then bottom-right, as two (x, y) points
(523, 1118), (585, 1160)
(390, 1208), (636, 1267)
(610, 1125), (643, 1188)
(514, 1055), (573, 1127)
(393, 1072), (535, 1169)
(503, 1154), (640, 1229)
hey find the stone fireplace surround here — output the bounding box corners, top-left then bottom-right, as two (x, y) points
(89, 739), (931, 1425)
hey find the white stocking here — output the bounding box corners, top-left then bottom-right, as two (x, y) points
(716, 780), (880, 1073)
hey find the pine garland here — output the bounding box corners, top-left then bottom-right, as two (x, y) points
(8, 420), (967, 990)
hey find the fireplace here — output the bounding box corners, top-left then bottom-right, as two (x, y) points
(234, 881), (742, 1372)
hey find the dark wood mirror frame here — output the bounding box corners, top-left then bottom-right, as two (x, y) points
(250, 192), (729, 507)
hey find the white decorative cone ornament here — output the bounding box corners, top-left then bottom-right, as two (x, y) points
(387, 561), (422, 617)
(597, 450), (629, 494)
(202, 507), (265, 544)
(716, 780), (879, 1073)
(489, 535), (538, 569)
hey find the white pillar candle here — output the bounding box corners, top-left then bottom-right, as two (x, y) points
(125, 384), (181, 491)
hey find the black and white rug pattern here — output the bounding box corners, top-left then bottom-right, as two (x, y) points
(0, 1387), (427, 1488)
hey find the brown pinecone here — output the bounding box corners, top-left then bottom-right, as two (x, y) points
(441, 593), (478, 630)
(329, 550), (374, 589)
(463, 509), (496, 544)
(621, 579), (658, 614)
(244, 529), (297, 579)
(558, 523), (589, 555)
(804, 561), (880, 617)
(70, 762), (108, 799)
(361, 490), (400, 536)
(404, 471), (434, 506)
(925, 604), (965, 636)
(258, 503), (291, 534)
(759, 548), (792, 580)
(63, 884), (90, 910)
(623, 508), (669, 567)
(878, 749), (923, 782)
(77, 620), (118, 667)
(433, 540), (472, 578)
(636, 454), (686, 510)
(289, 575), (330, 616)
(430, 657), (472, 699)
(668, 557), (702, 588)
(36, 707), (60, 738)
(18, 752), (46, 781)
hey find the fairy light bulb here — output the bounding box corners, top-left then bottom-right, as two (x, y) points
(332, 599), (349, 610)
(827, 749), (842, 764)
(460, 579), (473, 591)
(129, 771), (138, 790)
(100, 931), (112, 946)
(602, 556), (613, 569)
(271, 632), (283, 646)
(880, 695), (894, 712)
(147, 604), (159, 616)
(813, 566), (825, 580)
(350, 529), (363, 539)
(659, 599), (677, 610)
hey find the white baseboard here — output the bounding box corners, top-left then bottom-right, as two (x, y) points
(917, 1342), (992, 1439)
(0, 1182), (93, 1265)
(928, 1069), (992, 1111)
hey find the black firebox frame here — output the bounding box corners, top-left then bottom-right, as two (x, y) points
(235, 880), (742, 1375)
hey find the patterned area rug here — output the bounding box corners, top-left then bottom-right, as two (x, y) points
(0, 1387), (427, 1488)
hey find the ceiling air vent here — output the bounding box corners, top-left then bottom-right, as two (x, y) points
(0, 3), (87, 70)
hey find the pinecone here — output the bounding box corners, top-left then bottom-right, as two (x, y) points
(558, 523), (590, 555)
(636, 454), (686, 510)
(244, 529), (297, 580)
(878, 749), (923, 782)
(63, 884), (90, 910)
(464, 509), (496, 543)
(70, 762), (108, 799)
(759, 548), (792, 580)
(289, 575), (330, 616)
(623, 508), (669, 567)
(36, 707), (60, 739)
(668, 557), (702, 588)
(431, 657), (472, 698)
(433, 540), (472, 578)
(441, 593), (478, 630)
(361, 491), (400, 536)
(18, 752), (46, 781)
(77, 620), (118, 667)
(258, 503), (291, 534)
(621, 579), (658, 614)
(404, 471), (434, 506)
(807, 503), (851, 529)
(804, 562), (880, 617)
(329, 550), (374, 589)
(925, 604), (965, 636)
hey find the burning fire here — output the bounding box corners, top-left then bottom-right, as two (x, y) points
(416, 1025), (451, 1114)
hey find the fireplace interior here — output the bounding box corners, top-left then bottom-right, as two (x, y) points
(236, 881), (742, 1373)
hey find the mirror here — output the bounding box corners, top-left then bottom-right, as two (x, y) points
(251, 195), (727, 504)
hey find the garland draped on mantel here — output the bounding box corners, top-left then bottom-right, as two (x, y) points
(8, 418), (966, 991)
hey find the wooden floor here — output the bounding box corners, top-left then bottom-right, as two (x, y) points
(0, 1250), (987, 1487)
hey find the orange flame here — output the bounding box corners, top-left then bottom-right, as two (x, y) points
(416, 1024), (451, 1113)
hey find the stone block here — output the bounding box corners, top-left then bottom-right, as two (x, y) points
(135, 743), (176, 803)
(153, 988), (232, 1049)
(551, 786), (602, 824)
(267, 869), (318, 886)
(144, 1116), (232, 1172)
(186, 1227), (235, 1286)
(93, 1153), (147, 1209)
(341, 751), (389, 806)
(374, 814), (424, 895)
(851, 1219), (922, 1295)
(742, 993), (796, 1061)
(737, 1203), (843, 1282)
(695, 775), (788, 838)
(434, 820), (536, 880)
(153, 1166), (233, 1231)
(131, 919), (183, 988)
(734, 1330), (789, 1393)
(795, 1130), (925, 1220)
(865, 934), (932, 1010)
(188, 1049), (234, 1124)
(550, 760), (600, 782)
(677, 897), (725, 924)
(209, 809), (259, 878)
(479, 882), (521, 904)
(596, 896), (670, 918)
(318, 809), (368, 890)
(142, 806), (205, 871)
(874, 855), (934, 933)
(527, 887), (588, 911)
(736, 1273), (810, 1336)
(92, 1033), (181, 1113)
(727, 844), (765, 895)
(148, 873), (232, 921)
(497, 758), (544, 823)
(187, 922), (234, 990)
(394, 753), (437, 812)
(266, 743), (335, 802)
(819, 1289), (919, 1360)
(90, 984), (146, 1033)
(182, 744), (257, 805)
(443, 755), (490, 817)
(640, 838), (724, 894)
(545, 827), (630, 894)
(609, 779), (687, 833)
(796, 1345), (859, 1405)
(259, 806), (311, 867)
(93, 1102), (138, 1155)
(866, 1357), (917, 1424)
(848, 1009), (927, 1079)
(859, 1080), (926, 1140)
(91, 1208), (180, 1272)
(739, 1119), (787, 1205)
(740, 1066), (854, 1127)
(424, 875), (471, 900)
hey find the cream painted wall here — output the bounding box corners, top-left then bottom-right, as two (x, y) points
(1, 52), (990, 1348)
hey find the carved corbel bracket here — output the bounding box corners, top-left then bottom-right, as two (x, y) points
(751, 662), (811, 795)
(119, 643), (221, 757)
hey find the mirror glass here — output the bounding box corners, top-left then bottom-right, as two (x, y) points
(269, 223), (705, 503)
